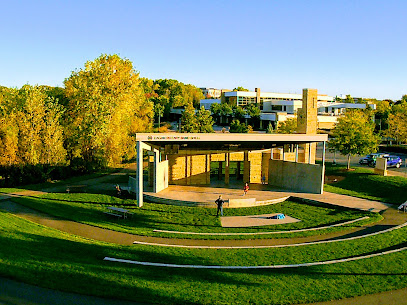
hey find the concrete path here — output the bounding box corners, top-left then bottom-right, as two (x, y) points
(2, 198), (405, 248)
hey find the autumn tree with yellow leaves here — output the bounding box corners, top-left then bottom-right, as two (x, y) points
(0, 85), (66, 167)
(64, 54), (153, 166)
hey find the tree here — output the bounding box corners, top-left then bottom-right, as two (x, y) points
(0, 87), (19, 166)
(210, 103), (222, 124)
(196, 106), (214, 133)
(0, 85), (66, 167)
(385, 101), (407, 144)
(245, 103), (261, 128)
(64, 54), (152, 166)
(373, 99), (391, 132)
(229, 119), (249, 133)
(345, 94), (355, 103)
(233, 86), (249, 92)
(386, 112), (407, 144)
(276, 117), (297, 134)
(211, 103), (233, 125)
(154, 103), (164, 127)
(180, 104), (198, 133)
(329, 110), (380, 169)
(233, 106), (247, 121)
(266, 122), (274, 134)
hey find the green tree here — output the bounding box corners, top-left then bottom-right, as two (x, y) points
(64, 54), (152, 166)
(374, 99), (391, 132)
(154, 103), (164, 128)
(277, 117), (297, 134)
(385, 101), (407, 144)
(233, 106), (247, 121)
(180, 104), (198, 133)
(211, 103), (233, 125)
(386, 112), (407, 144)
(245, 103), (261, 128)
(229, 119), (249, 133)
(196, 106), (214, 133)
(266, 122), (274, 134)
(329, 110), (380, 169)
(345, 94), (355, 103)
(233, 86), (249, 92)
(210, 103), (222, 124)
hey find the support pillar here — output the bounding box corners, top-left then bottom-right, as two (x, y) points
(295, 144), (299, 162)
(206, 154), (211, 184)
(236, 161), (241, 179)
(153, 148), (159, 193)
(225, 153), (230, 185)
(218, 161), (223, 180)
(136, 141), (144, 207)
(243, 151), (250, 183)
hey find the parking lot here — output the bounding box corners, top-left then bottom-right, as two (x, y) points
(316, 145), (407, 177)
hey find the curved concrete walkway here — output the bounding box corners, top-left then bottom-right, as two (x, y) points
(2, 198), (404, 248)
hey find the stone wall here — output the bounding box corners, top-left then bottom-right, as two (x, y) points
(268, 159), (324, 194)
(168, 153), (210, 185)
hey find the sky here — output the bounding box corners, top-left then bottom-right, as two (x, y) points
(1, 0), (406, 100)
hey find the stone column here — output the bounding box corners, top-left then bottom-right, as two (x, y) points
(218, 161), (223, 180)
(261, 151), (271, 184)
(136, 141), (144, 207)
(152, 148), (159, 193)
(297, 88), (318, 164)
(225, 153), (230, 185)
(243, 151), (250, 183)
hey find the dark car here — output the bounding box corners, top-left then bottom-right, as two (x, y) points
(369, 155), (402, 168)
(359, 153), (388, 165)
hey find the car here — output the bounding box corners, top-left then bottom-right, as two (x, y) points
(359, 153), (389, 165)
(368, 155), (402, 168)
(386, 155), (402, 168)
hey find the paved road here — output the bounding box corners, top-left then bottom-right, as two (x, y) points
(316, 146), (407, 177)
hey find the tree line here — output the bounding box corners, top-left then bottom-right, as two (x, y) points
(2, 53), (406, 185)
(0, 54), (205, 186)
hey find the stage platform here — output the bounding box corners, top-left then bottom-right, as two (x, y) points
(143, 182), (390, 212)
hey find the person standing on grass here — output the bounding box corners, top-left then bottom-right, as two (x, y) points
(215, 195), (224, 217)
(243, 182), (249, 196)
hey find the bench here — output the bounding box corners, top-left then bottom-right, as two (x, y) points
(103, 211), (123, 219)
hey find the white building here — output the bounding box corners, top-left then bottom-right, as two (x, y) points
(223, 90), (334, 109)
(200, 89), (375, 130)
(200, 88), (226, 99)
(261, 99), (375, 130)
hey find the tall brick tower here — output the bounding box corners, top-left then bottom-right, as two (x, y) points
(297, 88), (318, 163)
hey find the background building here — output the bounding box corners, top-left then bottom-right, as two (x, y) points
(200, 87), (230, 99)
(199, 88), (375, 131)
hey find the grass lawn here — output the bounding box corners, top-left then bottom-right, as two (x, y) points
(1, 165), (406, 304)
(6, 192), (378, 240)
(1, 209), (407, 305)
(324, 164), (407, 204)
